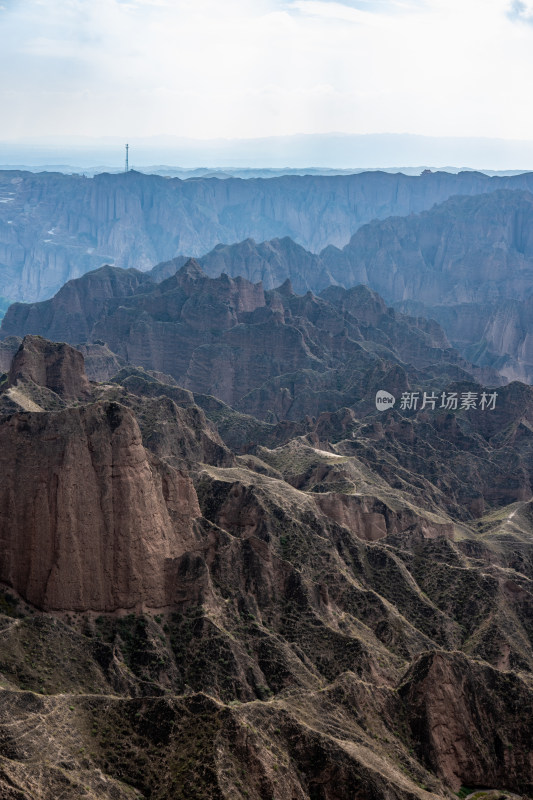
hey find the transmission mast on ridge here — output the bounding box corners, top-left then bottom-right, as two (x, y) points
(125, 143), (129, 173)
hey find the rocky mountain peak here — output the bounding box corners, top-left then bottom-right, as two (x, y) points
(175, 257), (206, 284)
(8, 335), (91, 401)
(276, 277), (296, 296)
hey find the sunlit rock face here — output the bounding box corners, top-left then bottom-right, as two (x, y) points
(0, 401), (201, 612)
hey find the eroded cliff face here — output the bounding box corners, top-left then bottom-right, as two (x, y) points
(0, 402), (200, 611)
(480, 296), (533, 383)
(3, 168), (533, 302)
(2, 172), (533, 387)
(4, 186), (533, 384)
(326, 190), (533, 305)
(401, 651), (533, 792)
(137, 189), (533, 307)
(8, 335), (92, 401)
(198, 236), (327, 295)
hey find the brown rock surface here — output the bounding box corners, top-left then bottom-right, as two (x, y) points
(0, 401), (200, 611)
(8, 335), (91, 401)
(101, 385), (235, 469)
(78, 341), (126, 381)
(0, 334), (531, 798)
(314, 492), (454, 541)
(1, 264), (153, 341)
(401, 651), (533, 793)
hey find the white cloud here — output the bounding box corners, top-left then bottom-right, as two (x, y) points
(0, 0), (531, 141)
(289, 0), (386, 23)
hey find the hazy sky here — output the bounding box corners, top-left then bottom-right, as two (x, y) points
(1, 0), (532, 142)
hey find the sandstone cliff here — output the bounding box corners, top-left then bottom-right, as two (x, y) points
(198, 190), (533, 382)
(0, 401), (200, 611)
(126, 189), (533, 309)
(8, 335), (91, 401)
(478, 296), (533, 383)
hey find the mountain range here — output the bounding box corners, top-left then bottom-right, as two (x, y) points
(0, 164), (533, 799)
(3, 259), (531, 524)
(0, 259), (501, 414)
(152, 189), (533, 384)
(4, 168), (533, 304)
(0, 330), (532, 799)
(4, 186), (533, 384)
